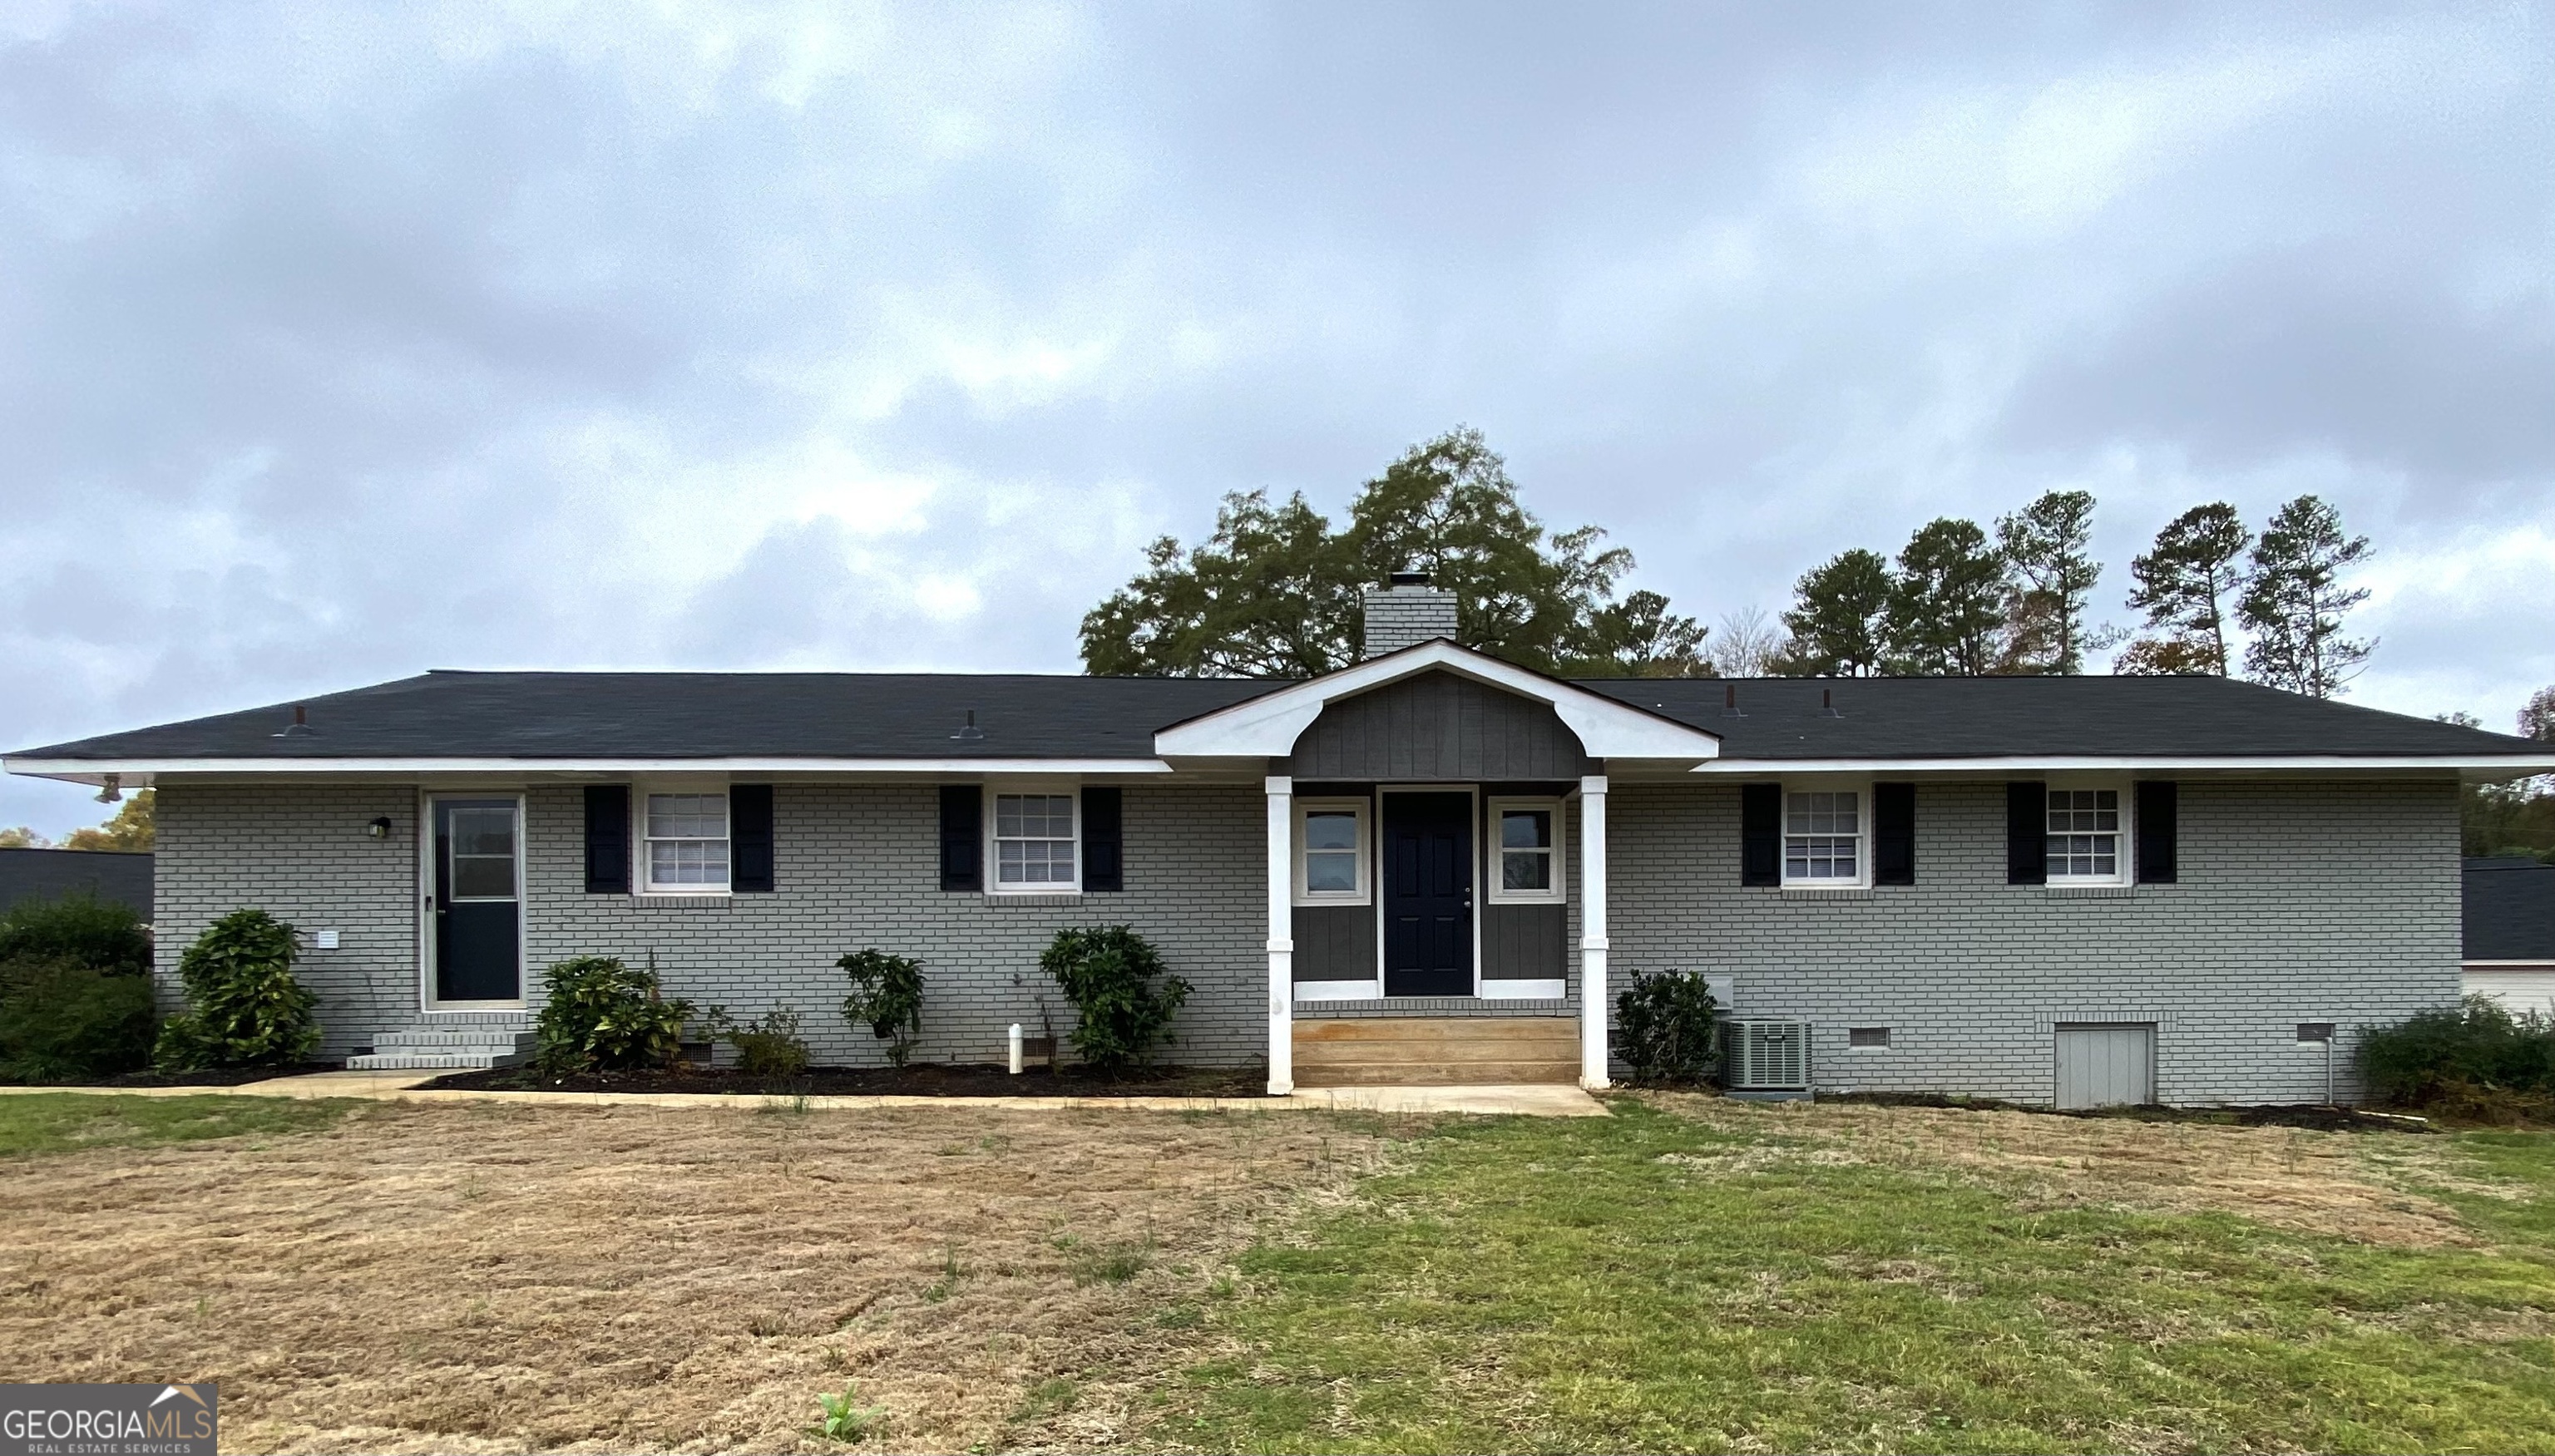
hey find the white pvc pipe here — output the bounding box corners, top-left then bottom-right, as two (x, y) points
(1008, 1023), (1024, 1075)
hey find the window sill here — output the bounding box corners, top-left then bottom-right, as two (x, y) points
(2044, 884), (2135, 899)
(1781, 886), (1874, 901)
(1485, 896), (1567, 908)
(981, 891), (1084, 907)
(630, 892), (733, 907)
(1292, 896), (1374, 910)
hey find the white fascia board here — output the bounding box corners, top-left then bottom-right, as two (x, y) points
(1693, 754), (2555, 778)
(2465, 960), (2555, 969)
(1151, 639), (1721, 761)
(2, 757), (1174, 787)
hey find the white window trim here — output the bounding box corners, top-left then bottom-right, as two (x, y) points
(1292, 797), (1372, 906)
(985, 782), (1083, 895)
(2044, 777), (2133, 887)
(1485, 795), (1567, 904)
(1778, 779), (1872, 890)
(634, 781), (734, 897)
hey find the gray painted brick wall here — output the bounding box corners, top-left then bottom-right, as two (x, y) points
(156, 782), (1268, 1067)
(152, 776), (2462, 1104)
(1606, 778), (2463, 1105)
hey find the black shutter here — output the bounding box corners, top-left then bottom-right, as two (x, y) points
(2006, 781), (2048, 885)
(731, 784), (774, 893)
(1741, 783), (1782, 886)
(583, 785), (629, 894)
(1873, 782), (1915, 886)
(1082, 787), (1123, 892)
(939, 785), (981, 892)
(2136, 780), (2178, 885)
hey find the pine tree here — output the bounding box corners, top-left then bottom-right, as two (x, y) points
(2118, 502), (2251, 675)
(1775, 549), (1893, 677)
(2237, 494), (2373, 698)
(1995, 489), (2101, 674)
(1883, 518), (2007, 675)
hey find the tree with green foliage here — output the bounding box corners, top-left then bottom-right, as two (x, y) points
(1995, 489), (2102, 674)
(1774, 548), (1892, 676)
(63, 789), (154, 851)
(0, 892), (158, 1083)
(0, 891), (152, 975)
(2239, 494), (2373, 698)
(2118, 503), (2251, 676)
(2521, 685), (2555, 744)
(155, 908), (319, 1070)
(1079, 428), (1708, 678)
(1883, 518), (2008, 675)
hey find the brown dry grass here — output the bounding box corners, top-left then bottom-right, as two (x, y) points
(1634, 1091), (2503, 1247)
(0, 1099), (1401, 1454)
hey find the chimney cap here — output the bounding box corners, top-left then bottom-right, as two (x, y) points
(1387, 566), (1432, 589)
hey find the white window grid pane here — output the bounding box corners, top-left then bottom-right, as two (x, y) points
(649, 839), (729, 887)
(2047, 833), (2118, 879)
(1786, 792), (1858, 836)
(646, 793), (728, 840)
(996, 794), (1073, 839)
(2046, 789), (2118, 835)
(1785, 835), (1860, 881)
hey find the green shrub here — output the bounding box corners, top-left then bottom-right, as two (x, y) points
(534, 956), (694, 1073)
(154, 909), (319, 1071)
(704, 1005), (813, 1076)
(0, 891), (151, 976)
(2358, 995), (2555, 1108)
(1040, 925), (1189, 1075)
(838, 949), (925, 1068)
(1613, 969), (1721, 1084)
(0, 957), (158, 1082)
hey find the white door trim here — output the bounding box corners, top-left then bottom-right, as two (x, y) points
(419, 790), (529, 1013)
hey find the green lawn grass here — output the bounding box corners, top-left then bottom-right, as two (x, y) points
(1157, 1101), (2555, 1454)
(0, 1093), (353, 1159)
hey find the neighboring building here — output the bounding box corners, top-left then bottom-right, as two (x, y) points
(0, 846), (153, 920)
(2463, 855), (2555, 1015)
(9, 576), (2553, 1105)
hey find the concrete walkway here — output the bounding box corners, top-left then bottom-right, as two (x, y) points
(0, 1069), (1609, 1118)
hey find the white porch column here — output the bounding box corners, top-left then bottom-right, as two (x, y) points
(1265, 775), (1295, 1095)
(1579, 773), (1611, 1090)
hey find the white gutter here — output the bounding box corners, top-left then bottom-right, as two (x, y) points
(2, 757), (1177, 787)
(1691, 754), (2555, 778)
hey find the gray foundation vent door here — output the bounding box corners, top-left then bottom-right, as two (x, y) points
(2053, 1023), (2156, 1109)
(1724, 1020), (1811, 1092)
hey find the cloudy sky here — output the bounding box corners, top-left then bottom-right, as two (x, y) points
(2, 1), (2550, 836)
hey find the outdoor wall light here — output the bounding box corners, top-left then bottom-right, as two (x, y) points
(95, 772), (122, 805)
(368, 816), (393, 839)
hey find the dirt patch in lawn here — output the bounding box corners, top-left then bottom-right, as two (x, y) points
(423, 1062), (1269, 1099)
(0, 1098), (1404, 1453)
(1637, 1092), (2494, 1248)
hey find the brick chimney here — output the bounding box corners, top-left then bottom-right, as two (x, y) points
(1361, 568), (1460, 659)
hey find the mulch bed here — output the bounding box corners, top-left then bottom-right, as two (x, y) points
(44, 1064), (348, 1089)
(1826, 1089), (2434, 1133)
(420, 1062), (1273, 1098)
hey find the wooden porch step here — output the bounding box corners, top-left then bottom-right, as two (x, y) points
(1292, 1017), (1579, 1087)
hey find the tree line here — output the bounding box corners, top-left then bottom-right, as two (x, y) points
(1082, 426), (2386, 701)
(1759, 490), (2377, 698)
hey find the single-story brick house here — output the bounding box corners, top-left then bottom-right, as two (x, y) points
(11, 577), (2553, 1105)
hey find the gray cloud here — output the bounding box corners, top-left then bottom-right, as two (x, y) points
(4, 1), (2552, 834)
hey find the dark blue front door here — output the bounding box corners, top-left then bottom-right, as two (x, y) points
(1383, 792), (1472, 997)
(432, 798), (521, 1004)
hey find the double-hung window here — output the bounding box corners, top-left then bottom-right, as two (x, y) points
(1293, 799), (1370, 904)
(1487, 797), (1565, 902)
(992, 792), (1078, 891)
(1783, 789), (1863, 885)
(643, 792), (729, 892)
(2045, 787), (2124, 882)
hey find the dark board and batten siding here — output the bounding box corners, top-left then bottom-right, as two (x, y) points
(1287, 671), (1593, 782)
(1484, 902), (1566, 980)
(1292, 904), (1376, 982)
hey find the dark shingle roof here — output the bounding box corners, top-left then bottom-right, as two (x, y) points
(0, 847), (153, 919)
(2467, 856), (2555, 962)
(7, 667), (2548, 765)
(1578, 674), (2550, 761)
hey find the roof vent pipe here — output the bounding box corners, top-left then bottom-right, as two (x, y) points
(1820, 688), (1842, 718)
(274, 704), (317, 739)
(951, 709), (985, 743)
(1722, 683), (1744, 718)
